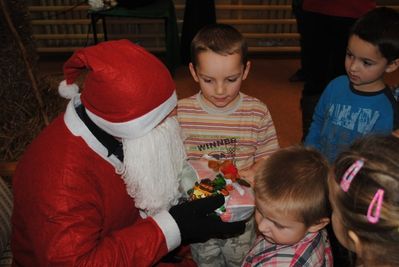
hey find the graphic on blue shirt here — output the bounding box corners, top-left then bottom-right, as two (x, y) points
(329, 104), (380, 134)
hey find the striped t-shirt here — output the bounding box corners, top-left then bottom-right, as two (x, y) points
(177, 92), (279, 170)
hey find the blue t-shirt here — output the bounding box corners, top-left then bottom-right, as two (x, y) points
(305, 75), (398, 162)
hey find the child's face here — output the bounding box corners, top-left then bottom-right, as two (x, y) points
(189, 50), (250, 109)
(345, 35), (396, 92)
(255, 199), (309, 245)
(328, 175), (356, 252)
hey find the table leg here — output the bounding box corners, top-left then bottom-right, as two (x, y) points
(90, 14), (99, 44)
(102, 16), (108, 41)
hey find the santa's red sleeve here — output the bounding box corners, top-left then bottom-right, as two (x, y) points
(11, 116), (181, 267)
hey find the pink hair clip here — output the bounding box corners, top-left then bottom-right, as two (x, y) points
(367, 189), (384, 224)
(340, 159), (364, 192)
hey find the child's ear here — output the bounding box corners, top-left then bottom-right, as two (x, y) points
(348, 230), (363, 257)
(189, 63), (200, 82)
(242, 61), (251, 80)
(307, 217), (330, 233)
(386, 58), (399, 73)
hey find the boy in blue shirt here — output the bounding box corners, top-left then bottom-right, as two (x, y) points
(305, 7), (399, 162)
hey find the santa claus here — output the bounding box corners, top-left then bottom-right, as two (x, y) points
(11, 40), (244, 266)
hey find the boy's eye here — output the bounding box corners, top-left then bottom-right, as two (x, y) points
(346, 51), (353, 58)
(274, 223), (285, 229)
(202, 78), (212, 83)
(362, 60), (373, 66)
(227, 78), (238, 82)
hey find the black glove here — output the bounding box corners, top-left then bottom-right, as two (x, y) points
(169, 194), (246, 244)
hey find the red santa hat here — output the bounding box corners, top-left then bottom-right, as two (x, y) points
(59, 39), (177, 139)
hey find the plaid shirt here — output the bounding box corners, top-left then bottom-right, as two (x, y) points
(242, 229), (333, 267)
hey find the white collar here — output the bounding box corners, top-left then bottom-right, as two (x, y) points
(63, 95), (124, 173)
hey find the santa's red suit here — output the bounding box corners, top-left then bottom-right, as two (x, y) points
(11, 40), (186, 267)
(11, 96), (182, 266)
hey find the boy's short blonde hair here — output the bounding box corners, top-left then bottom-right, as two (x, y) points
(255, 146), (330, 227)
(190, 23), (248, 67)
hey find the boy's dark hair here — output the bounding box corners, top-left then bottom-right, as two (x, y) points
(255, 146), (330, 227)
(350, 7), (399, 62)
(190, 24), (248, 67)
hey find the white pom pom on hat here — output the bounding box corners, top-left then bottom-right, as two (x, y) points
(60, 39), (177, 139)
(58, 80), (79, 99)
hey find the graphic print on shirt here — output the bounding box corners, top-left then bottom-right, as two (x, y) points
(191, 136), (238, 160)
(328, 104), (380, 134)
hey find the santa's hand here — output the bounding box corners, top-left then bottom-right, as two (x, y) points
(169, 194), (246, 244)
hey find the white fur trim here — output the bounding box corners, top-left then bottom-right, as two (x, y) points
(64, 96), (124, 172)
(59, 80), (79, 99)
(152, 210), (181, 252)
(86, 91), (177, 139)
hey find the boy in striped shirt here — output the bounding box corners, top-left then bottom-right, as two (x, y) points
(177, 24), (279, 267)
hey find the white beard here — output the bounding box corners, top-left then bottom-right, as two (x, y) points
(120, 117), (186, 216)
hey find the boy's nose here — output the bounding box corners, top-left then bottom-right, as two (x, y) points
(348, 60), (358, 72)
(215, 83), (225, 95)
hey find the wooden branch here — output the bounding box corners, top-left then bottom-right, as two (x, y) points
(0, 0), (49, 125)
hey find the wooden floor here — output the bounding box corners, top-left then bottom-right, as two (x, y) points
(38, 55), (399, 148)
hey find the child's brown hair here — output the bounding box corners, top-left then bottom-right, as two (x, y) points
(331, 134), (399, 266)
(255, 146), (330, 227)
(190, 23), (248, 67)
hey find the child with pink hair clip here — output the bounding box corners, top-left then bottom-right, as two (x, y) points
(329, 134), (399, 267)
